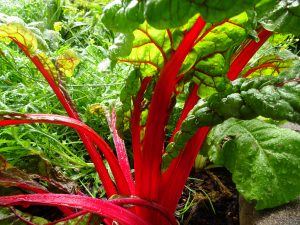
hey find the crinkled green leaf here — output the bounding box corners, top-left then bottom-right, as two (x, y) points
(242, 48), (299, 78)
(206, 118), (300, 209)
(162, 65), (300, 169)
(194, 0), (261, 24)
(116, 69), (141, 136)
(102, 0), (145, 33)
(144, 0), (197, 29)
(56, 49), (80, 77)
(193, 19), (249, 98)
(258, 0), (300, 35)
(102, 0), (261, 31)
(109, 33), (135, 58)
(0, 14), (38, 54)
(120, 22), (170, 76)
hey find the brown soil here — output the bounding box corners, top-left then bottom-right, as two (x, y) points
(177, 168), (239, 225)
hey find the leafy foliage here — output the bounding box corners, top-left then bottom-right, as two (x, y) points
(206, 118), (300, 209)
(163, 64), (300, 168)
(0, 0), (300, 224)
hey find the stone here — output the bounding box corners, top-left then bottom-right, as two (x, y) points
(239, 197), (300, 225)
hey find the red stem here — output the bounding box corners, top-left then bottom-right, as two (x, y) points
(119, 59), (161, 70)
(10, 207), (36, 225)
(110, 197), (177, 225)
(46, 210), (89, 225)
(137, 28), (168, 65)
(0, 114), (130, 195)
(13, 41), (119, 196)
(131, 77), (152, 187)
(160, 127), (210, 212)
(168, 84), (199, 143)
(111, 109), (135, 194)
(227, 28), (273, 80)
(243, 62), (280, 77)
(1, 178), (74, 216)
(0, 194), (150, 225)
(136, 17), (206, 203)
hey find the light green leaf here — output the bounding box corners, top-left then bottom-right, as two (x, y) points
(0, 14), (38, 54)
(56, 49), (80, 77)
(207, 118), (300, 209)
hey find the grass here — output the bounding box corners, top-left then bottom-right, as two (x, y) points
(0, 0), (129, 197)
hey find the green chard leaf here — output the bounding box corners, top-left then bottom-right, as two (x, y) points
(56, 49), (80, 78)
(206, 118), (300, 210)
(102, 0), (145, 33)
(109, 12), (252, 97)
(102, 0), (261, 31)
(0, 14), (79, 83)
(241, 46), (299, 78)
(116, 69), (141, 137)
(162, 64), (300, 169)
(0, 14), (38, 54)
(258, 0), (300, 35)
(109, 33), (135, 59)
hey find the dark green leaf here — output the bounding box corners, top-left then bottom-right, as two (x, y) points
(258, 0), (300, 35)
(163, 65), (300, 169)
(207, 118), (300, 209)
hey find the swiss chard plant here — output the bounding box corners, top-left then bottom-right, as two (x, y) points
(0, 0), (300, 224)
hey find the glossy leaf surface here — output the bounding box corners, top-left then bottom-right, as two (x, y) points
(207, 118), (300, 209)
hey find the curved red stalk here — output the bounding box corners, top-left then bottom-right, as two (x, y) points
(168, 84), (199, 143)
(1, 179), (74, 216)
(0, 194), (150, 225)
(227, 28), (273, 80)
(0, 179), (48, 194)
(243, 62), (280, 77)
(119, 59), (161, 70)
(46, 211), (89, 225)
(14, 42), (79, 118)
(110, 197), (177, 225)
(160, 127), (210, 213)
(0, 114), (130, 195)
(136, 17), (206, 203)
(159, 28), (273, 214)
(131, 77), (152, 187)
(10, 207), (36, 225)
(110, 109), (135, 194)
(13, 41), (119, 196)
